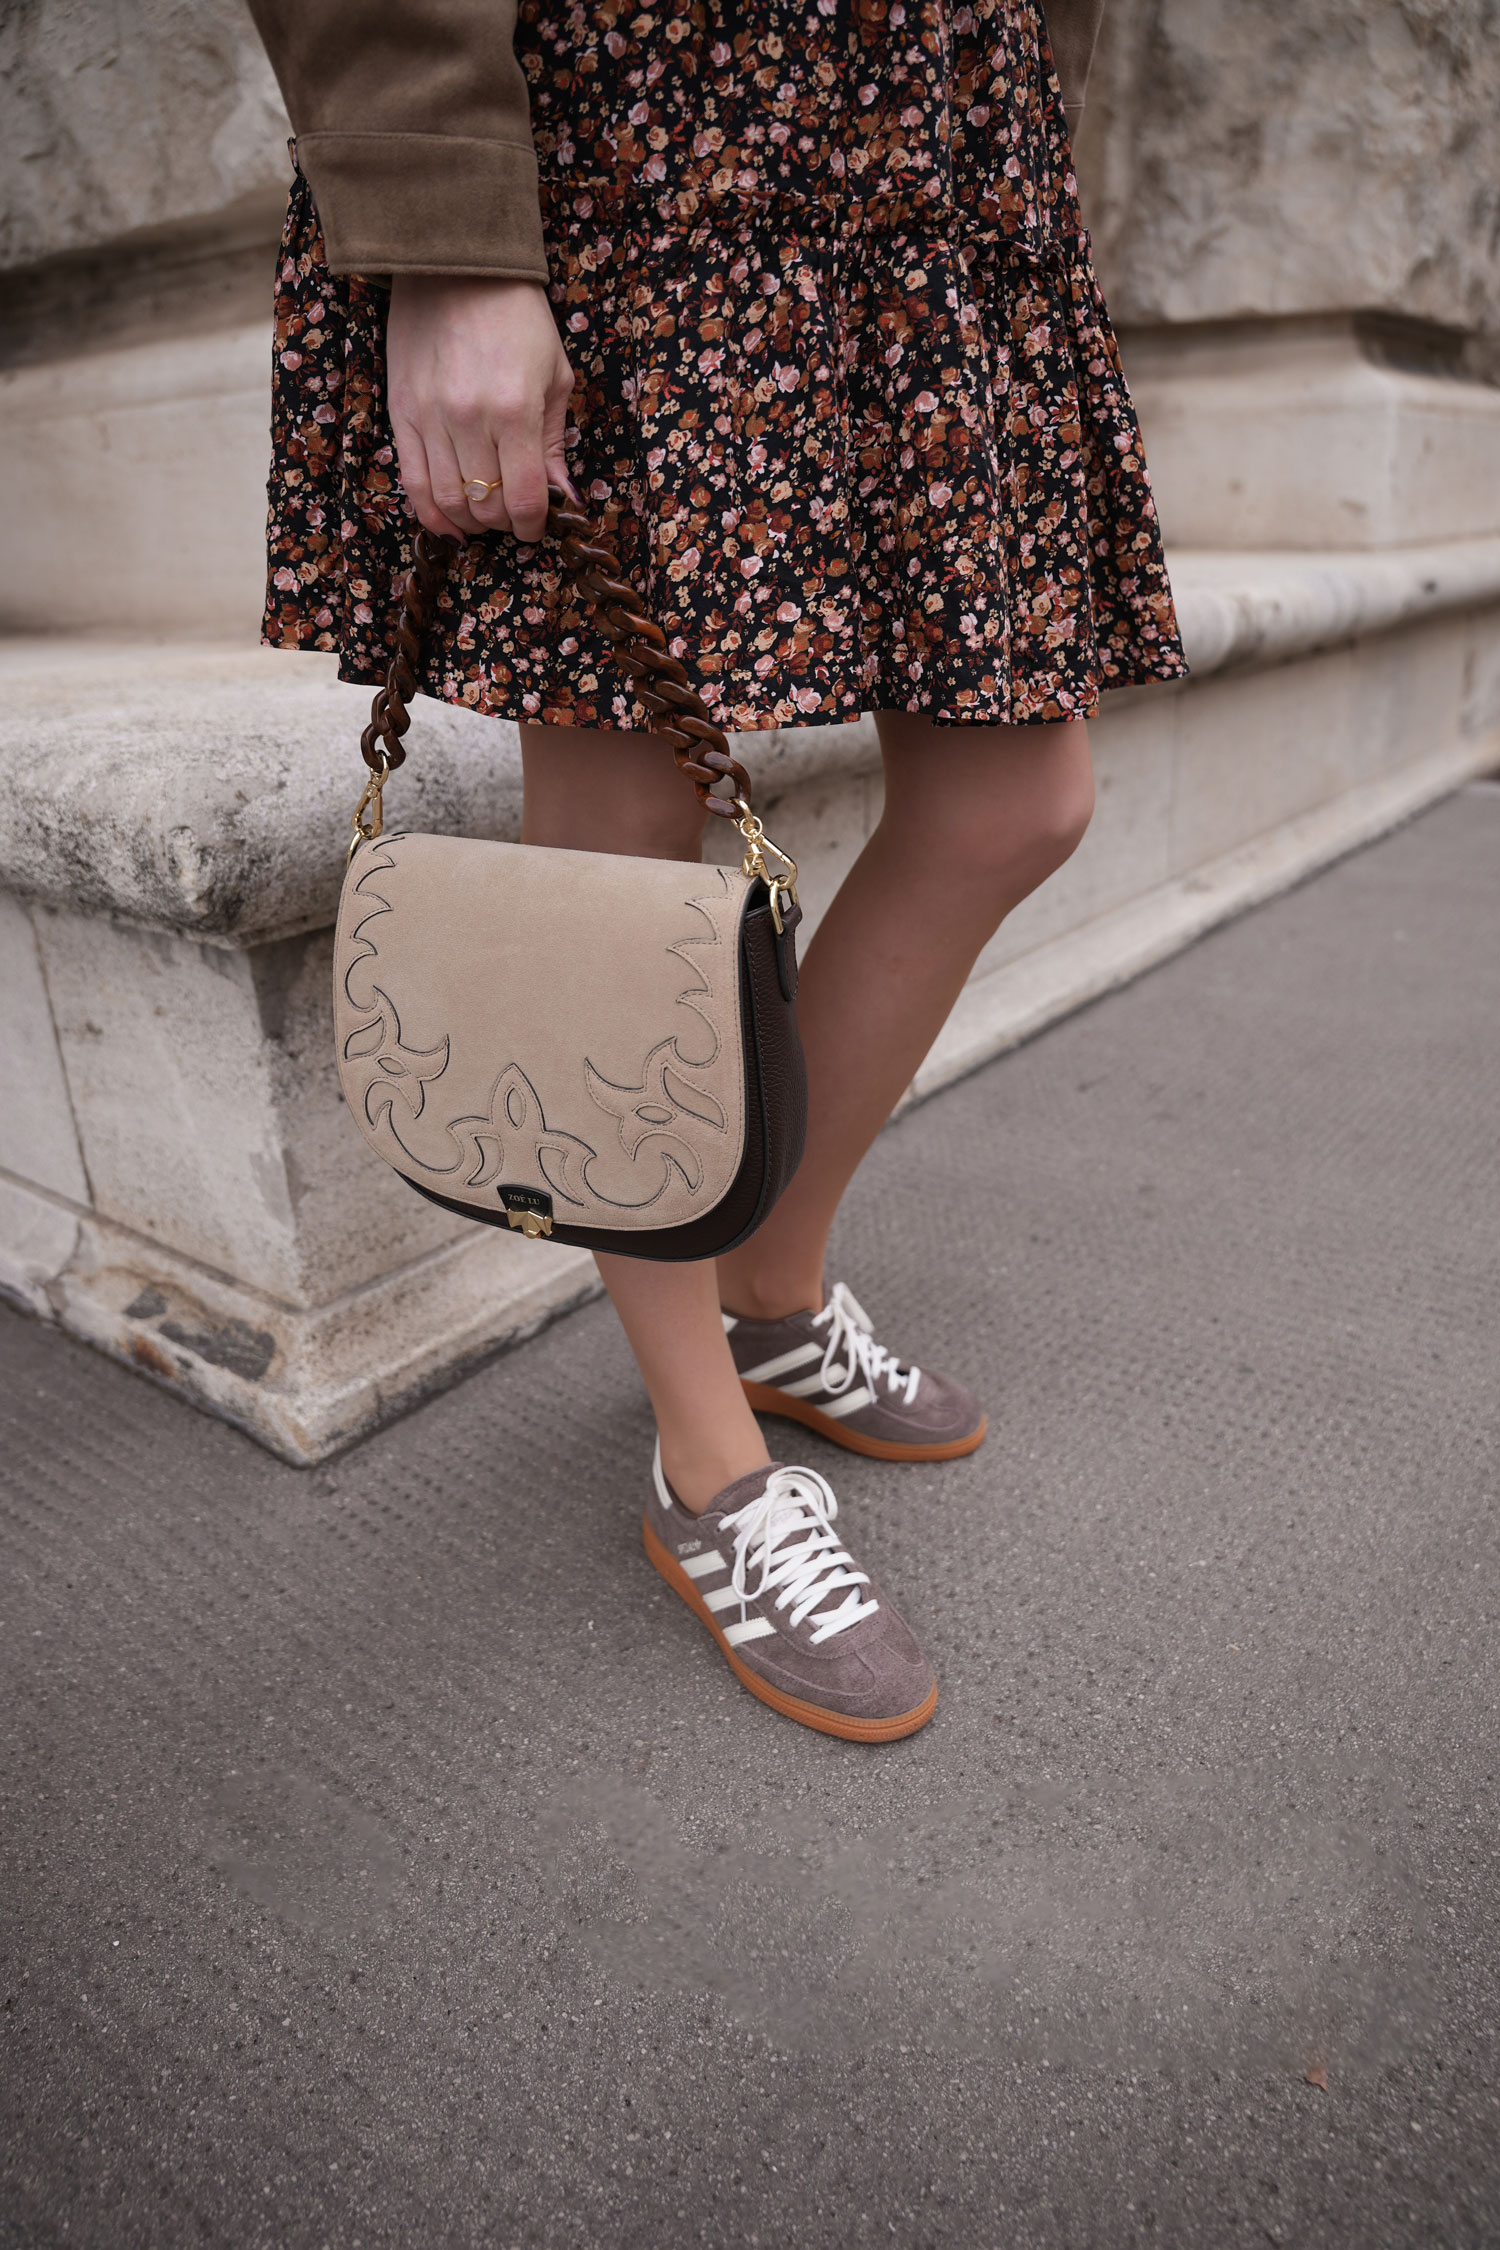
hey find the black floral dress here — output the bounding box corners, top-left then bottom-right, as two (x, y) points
(263, 0), (1186, 731)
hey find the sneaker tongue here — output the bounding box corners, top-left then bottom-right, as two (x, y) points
(705, 1465), (779, 1519)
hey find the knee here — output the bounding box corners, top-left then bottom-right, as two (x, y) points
(1019, 757), (1096, 879)
(943, 754), (1095, 895)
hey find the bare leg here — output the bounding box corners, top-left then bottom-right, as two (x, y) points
(715, 711), (1095, 1319)
(519, 722), (770, 1510)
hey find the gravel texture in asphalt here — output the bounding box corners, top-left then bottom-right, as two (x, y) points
(3, 788), (1498, 2250)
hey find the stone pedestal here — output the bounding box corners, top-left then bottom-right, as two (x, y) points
(1122, 316), (1500, 552)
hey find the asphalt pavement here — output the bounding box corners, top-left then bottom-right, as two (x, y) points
(3, 784), (1498, 2250)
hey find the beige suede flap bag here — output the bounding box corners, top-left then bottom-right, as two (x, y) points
(331, 499), (807, 1260)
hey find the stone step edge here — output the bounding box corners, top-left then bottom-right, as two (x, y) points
(0, 1168), (600, 1466)
(3, 537), (1499, 947)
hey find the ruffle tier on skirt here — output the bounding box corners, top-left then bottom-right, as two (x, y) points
(262, 0), (1187, 729)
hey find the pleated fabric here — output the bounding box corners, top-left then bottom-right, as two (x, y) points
(263, 0), (1187, 729)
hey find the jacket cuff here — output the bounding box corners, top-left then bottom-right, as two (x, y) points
(296, 132), (549, 280)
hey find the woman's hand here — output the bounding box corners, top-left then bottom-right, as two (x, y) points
(385, 275), (575, 546)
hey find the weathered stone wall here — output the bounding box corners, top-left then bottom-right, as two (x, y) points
(0, 0), (285, 270)
(1073, 0), (1500, 367)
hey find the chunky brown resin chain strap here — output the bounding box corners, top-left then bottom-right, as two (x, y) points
(349, 490), (798, 926)
(358, 489), (753, 818)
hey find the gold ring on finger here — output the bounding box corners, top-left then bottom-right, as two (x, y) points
(462, 475), (503, 503)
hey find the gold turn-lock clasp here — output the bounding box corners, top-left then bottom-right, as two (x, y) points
(505, 1208), (553, 1239)
(734, 800), (800, 935)
(347, 757), (390, 865)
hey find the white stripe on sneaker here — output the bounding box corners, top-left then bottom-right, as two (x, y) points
(772, 1373), (876, 1415)
(777, 1374), (881, 1411)
(724, 1616), (776, 1647)
(702, 1585), (742, 1613)
(680, 1549), (727, 1580)
(815, 1387), (876, 1421)
(740, 1341), (823, 1384)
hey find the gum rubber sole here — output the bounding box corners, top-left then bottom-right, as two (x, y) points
(641, 1511), (938, 1744)
(740, 1382), (988, 1463)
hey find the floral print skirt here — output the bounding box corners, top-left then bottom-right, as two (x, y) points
(263, 0), (1186, 731)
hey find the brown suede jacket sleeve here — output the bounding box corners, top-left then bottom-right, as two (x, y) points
(246, 1), (1104, 281)
(245, 0), (548, 279)
(1044, 0), (1106, 118)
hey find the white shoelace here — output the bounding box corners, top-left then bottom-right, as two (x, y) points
(722, 1466), (880, 1645)
(811, 1281), (921, 1407)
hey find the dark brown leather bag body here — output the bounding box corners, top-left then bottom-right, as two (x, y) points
(331, 498), (807, 1259)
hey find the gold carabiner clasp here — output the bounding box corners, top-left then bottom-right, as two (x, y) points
(734, 797), (800, 934)
(347, 757), (390, 865)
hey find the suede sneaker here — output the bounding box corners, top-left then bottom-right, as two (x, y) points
(724, 1281), (987, 1462)
(642, 1442), (938, 1742)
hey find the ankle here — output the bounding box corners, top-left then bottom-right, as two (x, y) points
(659, 1432), (771, 1516)
(719, 1273), (825, 1323)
